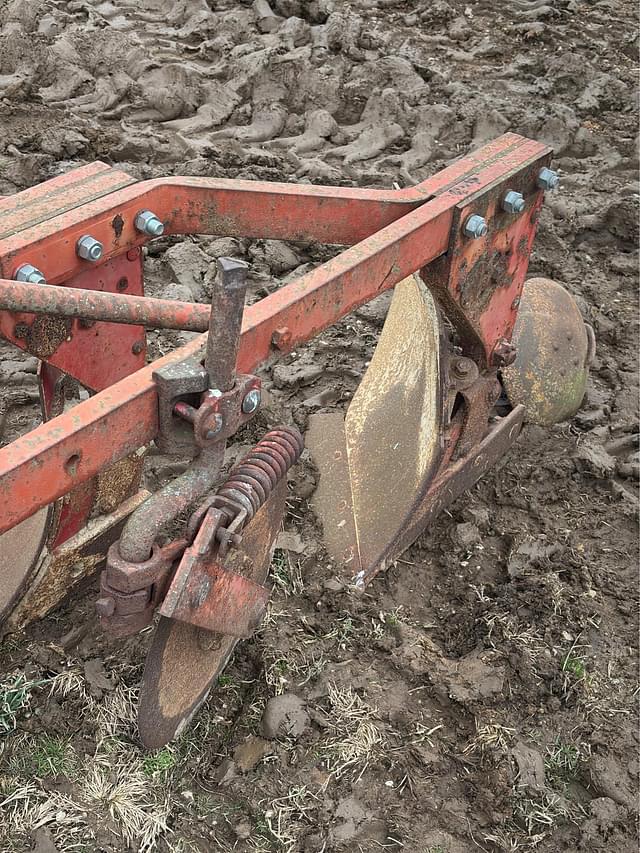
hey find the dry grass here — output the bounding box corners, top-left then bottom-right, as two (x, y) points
(320, 683), (384, 780)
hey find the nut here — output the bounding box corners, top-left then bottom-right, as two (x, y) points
(76, 235), (103, 262)
(134, 209), (165, 237)
(14, 263), (46, 284)
(463, 214), (488, 239)
(502, 190), (525, 214)
(537, 167), (560, 191)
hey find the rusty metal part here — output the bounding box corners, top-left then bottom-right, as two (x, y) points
(98, 539), (187, 637)
(0, 277), (212, 332)
(206, 257), (249, 390)
(0, 135), (551, 535)
(117, 257), (251, 564)
(422, 151), (547, 368)
(5, 490), (149, 633)
(0, 508), (50, 628)
(154, 358), (210, 455)
(308, 274), (445, 584)
(448, 355), (480, 390)
(491, 338), (518, 367)
(160, 425), (303, 634)
(189, 374), (261, 449)
(501, 277), (594, 426)
(159, 508), (270, 637)
(214, 426), (304, 533)
(367, 405), (526, 585)
(0, 362), (145, 630)
(119, 445), (225, 564)
(0, 253), (146, 393)
(138, 480), (287, 749)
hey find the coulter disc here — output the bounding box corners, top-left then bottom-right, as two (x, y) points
(137, 480), (286, 749)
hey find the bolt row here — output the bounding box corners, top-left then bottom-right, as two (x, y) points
(14, 166), (560, 280)
(14, 209), (164, 284)
(463, 166), (560, 240)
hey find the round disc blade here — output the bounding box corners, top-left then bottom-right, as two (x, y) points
(138, 481), (287, 749)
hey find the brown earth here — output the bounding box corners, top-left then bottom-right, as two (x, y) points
(0, 0), (638, 851)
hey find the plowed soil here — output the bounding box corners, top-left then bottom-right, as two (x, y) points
(0, 1), (638, 852)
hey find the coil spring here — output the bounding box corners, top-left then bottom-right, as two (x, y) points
(217, 426), (304, 523)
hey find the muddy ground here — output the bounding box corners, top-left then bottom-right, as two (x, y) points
(0, 0), (638, 851)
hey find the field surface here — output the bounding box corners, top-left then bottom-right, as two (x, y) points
(0, 0), (638, 851)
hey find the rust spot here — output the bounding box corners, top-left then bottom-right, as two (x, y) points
(112, 214), (125, 238)
(23, 315), (72, 358)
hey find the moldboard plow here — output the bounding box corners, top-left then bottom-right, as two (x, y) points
(0, 134), (593, 748)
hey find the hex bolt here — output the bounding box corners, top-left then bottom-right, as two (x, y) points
(134, 210), (165, 237)
(451, 357), (472, 377)
(14, 264), (46, 284)
(241, 388), (261, 414)
(463, 214), (488, 239)
(76, 235), (103, 262)
(537, 167), (560, 191)
(502, 190), (525, 214)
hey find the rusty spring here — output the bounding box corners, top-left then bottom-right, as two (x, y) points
(217, 426), (304, 523)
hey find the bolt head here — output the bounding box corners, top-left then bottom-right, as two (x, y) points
(241, 388), (261, 414)
(463, 214), (488, 239)
(503, 190), (526, 214)
(76, 235), (103, 262)
(14, 263), (46, 284)
(135, 210), (165, 237)
(537, 167), (560, 191)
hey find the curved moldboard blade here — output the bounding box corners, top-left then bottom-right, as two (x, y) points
(138, 480), (286, 749)
(308, 274), (445, 587)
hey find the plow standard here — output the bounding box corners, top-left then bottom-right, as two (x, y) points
(0, 133), (593, 748)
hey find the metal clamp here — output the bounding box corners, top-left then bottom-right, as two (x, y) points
(97, 539), (186, 637)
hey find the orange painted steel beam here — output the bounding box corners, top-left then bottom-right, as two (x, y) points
(0, 134), (551, 534)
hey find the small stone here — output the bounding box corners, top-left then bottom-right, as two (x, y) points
(275, 530), (306, 554)
(463, 505), (490, 530)
(213, 758), (237, 786)
(510, 742), (546, 793)
(272, 361), (323, 388)
(453, 522), (481, 548)
(261, 692), (310, 738)
(233, 735), (271, 772)
(33, 828), (58, 853)
(233, 821), (252, 840)
(83, 659), (114, 699)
